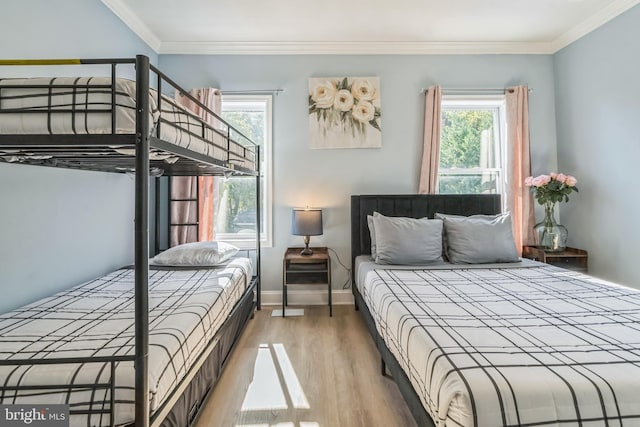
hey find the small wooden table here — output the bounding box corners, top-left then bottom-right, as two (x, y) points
(283, 247), (332, 317)
(522, 246), (588, 273)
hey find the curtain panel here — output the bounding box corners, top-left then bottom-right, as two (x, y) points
(418, 85), (442, 194)
(505, 86), (535, 254)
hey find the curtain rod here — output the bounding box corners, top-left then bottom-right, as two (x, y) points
(221, 89), (284, 95)
(420, 87), (533, 94)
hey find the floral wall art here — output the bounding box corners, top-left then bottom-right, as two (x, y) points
(308, 77), (382, 149)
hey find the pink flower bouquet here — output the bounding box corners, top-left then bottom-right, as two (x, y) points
(524, 173), (579, 206)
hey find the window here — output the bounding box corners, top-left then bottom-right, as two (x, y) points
(213, 95), (272, 248)
(438, 96), (506, 196)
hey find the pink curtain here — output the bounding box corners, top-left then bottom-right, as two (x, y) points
(505, 86), (535, 255)
(176, 88), (222, 131)
(418, 85), (442, 194)
(171, 88), (222, 246)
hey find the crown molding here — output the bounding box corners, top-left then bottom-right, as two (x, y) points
(101, 0), (161, 52)
(551, 0), (640, 52)
(103, 0), (639, 56)
(159, 40), (554, 55)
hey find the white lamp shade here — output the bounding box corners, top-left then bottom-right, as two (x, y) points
(291, 208), (323, 236)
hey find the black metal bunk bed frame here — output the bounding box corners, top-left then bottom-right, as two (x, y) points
(0, 55), (261, 427)
(350, 194), (501, 427)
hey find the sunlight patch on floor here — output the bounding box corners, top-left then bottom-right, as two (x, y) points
(240, 343), (310, 413)
(274, 343), (309, 409)
(240, 344), (288, 411)
(236, 423), (319, 427)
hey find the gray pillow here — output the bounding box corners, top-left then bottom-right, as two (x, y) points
(372, 212), (443, 265)
(435, 212), (504, 260)
(435, 212), (502, 221)
(443, 213), (519, 264)
(367, 215), (377, 258)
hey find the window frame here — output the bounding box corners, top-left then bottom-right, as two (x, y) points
(437, 95), (507, 201)
(214, 94), (273, 249)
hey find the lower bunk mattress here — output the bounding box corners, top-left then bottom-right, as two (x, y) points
(355, 256), (640, 427)
(0, 257), (252, 426)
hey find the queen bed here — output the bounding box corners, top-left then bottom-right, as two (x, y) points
(351, 194), (640, 427)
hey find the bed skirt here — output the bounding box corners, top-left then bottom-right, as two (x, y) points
(152, 277), (257, 427)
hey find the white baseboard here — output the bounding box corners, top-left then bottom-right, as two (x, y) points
(261, 289), (354, 306)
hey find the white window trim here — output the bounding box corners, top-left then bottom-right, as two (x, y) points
(218, 94), (273, 249)
(439, 95), (507, 205)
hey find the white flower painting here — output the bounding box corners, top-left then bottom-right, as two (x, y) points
(309, 77), (381, 149)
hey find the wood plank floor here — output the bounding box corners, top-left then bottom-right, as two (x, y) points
(194, 305), (418, 427)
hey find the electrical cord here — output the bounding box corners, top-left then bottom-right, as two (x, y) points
(328, 247), (353, 289)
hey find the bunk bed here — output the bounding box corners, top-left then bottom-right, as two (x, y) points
(0, 55), (261, 427)
(351, 194), (640, 427)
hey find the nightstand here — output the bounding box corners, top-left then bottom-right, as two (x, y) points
(283, 247), (332, 317)
(522, 246), (588, 273)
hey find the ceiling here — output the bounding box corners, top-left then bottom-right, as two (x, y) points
(101, 0), (640, 54)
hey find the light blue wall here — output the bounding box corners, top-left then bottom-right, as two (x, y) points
(0, 0), (577, 305)
(0, 0), (156, 62)
(554, 5), (640, 288)
(160, 54), (559, 293)
(0, 0), (156, 312)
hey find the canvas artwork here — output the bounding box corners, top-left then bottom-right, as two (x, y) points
(309, 77), (381, 149)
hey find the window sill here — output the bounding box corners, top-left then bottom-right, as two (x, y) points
(217, 237), (272, 250)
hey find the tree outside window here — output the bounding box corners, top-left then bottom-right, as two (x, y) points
(438, 97), (505, 195)
(214, 96), (272, 248)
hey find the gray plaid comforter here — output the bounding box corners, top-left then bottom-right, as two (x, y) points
(360, 263), (640, 426)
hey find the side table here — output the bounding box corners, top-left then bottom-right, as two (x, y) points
(282, 247), (332, 316)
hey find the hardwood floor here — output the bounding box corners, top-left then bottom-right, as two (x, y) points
(194, 305), (418, 427)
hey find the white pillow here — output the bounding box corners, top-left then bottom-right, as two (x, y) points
(372, 212), (443, 265)
(151, 241), (239, 266)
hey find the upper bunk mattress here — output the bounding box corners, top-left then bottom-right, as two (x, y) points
(0, 257), (252, 427)
(0, 77), (255, 170)
(356, 256), (640, 427)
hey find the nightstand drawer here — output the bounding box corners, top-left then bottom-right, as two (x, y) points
(523, 246), (588, 273)
(285, 262), (329, 284)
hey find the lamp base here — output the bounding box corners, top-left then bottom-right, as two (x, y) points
(300, 236), (313, 256)
(300, 246), (313, 256)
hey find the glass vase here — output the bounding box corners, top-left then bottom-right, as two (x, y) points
(534, 203), (568, 252)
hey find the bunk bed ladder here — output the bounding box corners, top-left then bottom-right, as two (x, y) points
(168, 177), (200, 247)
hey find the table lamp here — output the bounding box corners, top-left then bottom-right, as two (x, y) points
(291, 207), (323, 256)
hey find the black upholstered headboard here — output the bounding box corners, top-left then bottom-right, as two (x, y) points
(350, 194), (501, 267)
